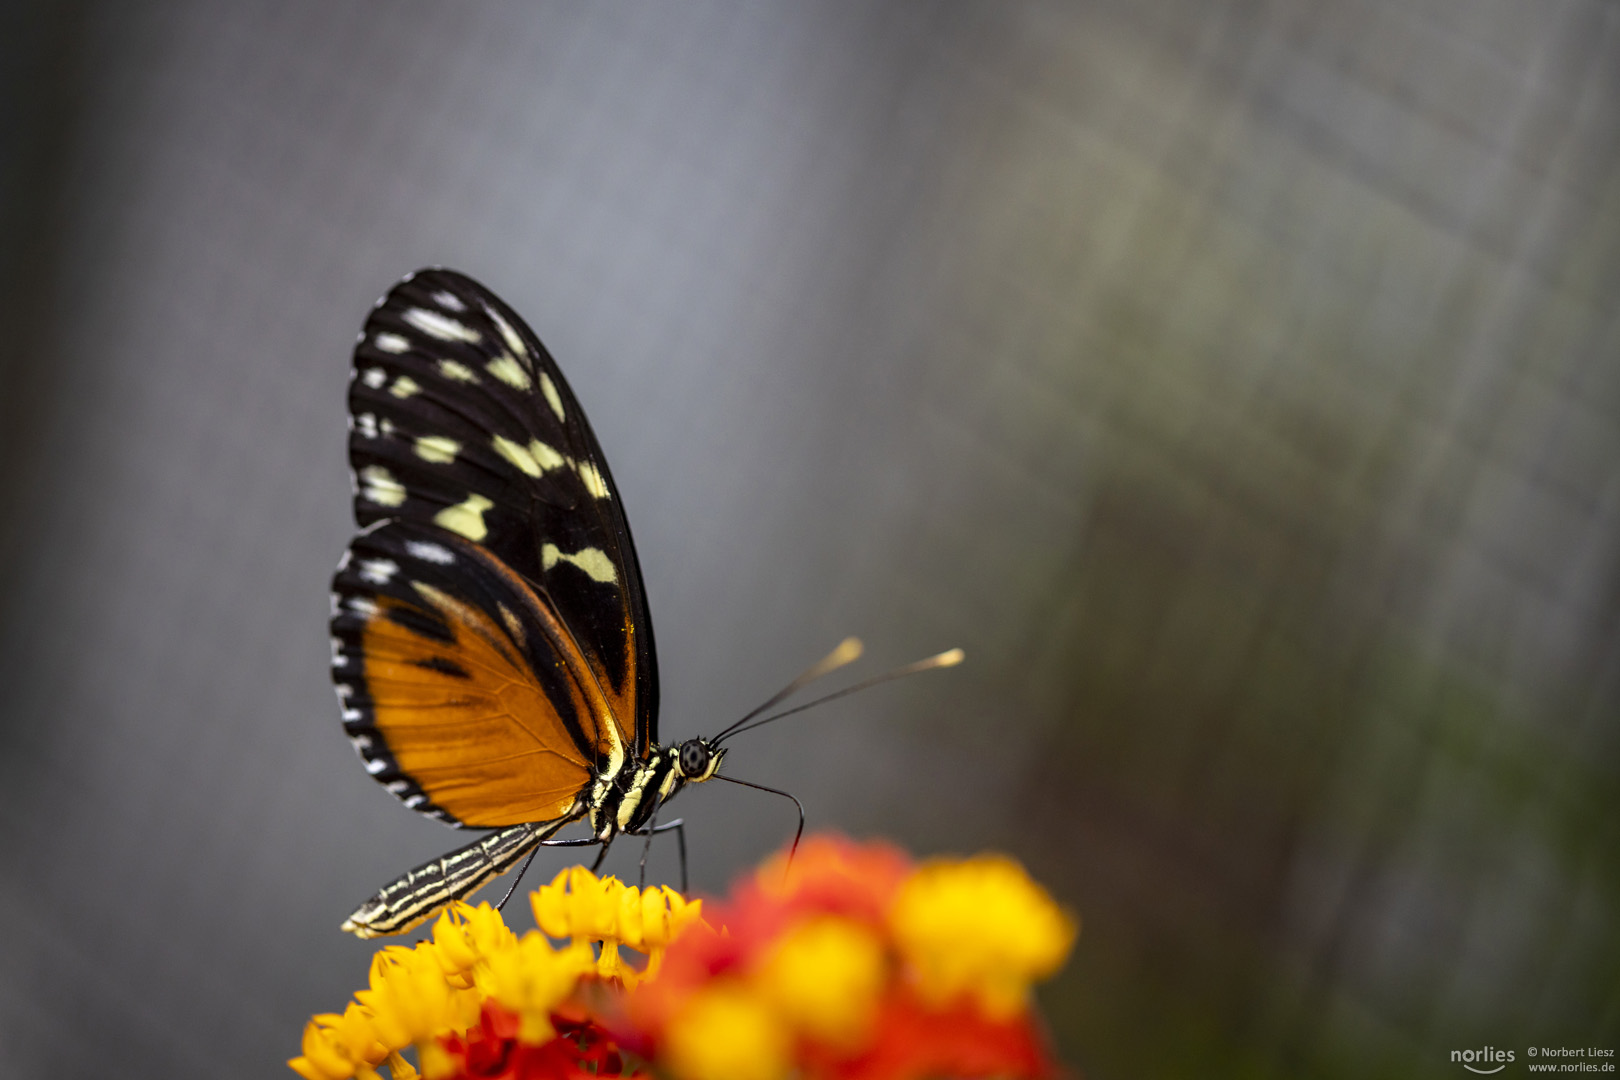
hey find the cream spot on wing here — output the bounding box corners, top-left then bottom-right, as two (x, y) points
(437, 359), (479, 383)
(358, 558), (398, 585)
(374, 332), (410, 354)
(405, 539), (455, 565)
(361, 367), (387, 389)
(433, 493), (494, 541)
(389, 375), (421, 398)
(540, 542), (617, 584)
(414, 435), (459, 463)
(360, 465), (406, 506)
(497, 601), (524, 644)
(486, 353), (531, 390)
(492, 434), (541, 477)
(531, 439), (567, 470)
(485, 306), (528, 359)
(432, 289), (466, 312)
(540, 373), (565, 421)
(575, 460), (610, 499)
(404, 306), (480, 343)
(347, 595), (379, 616)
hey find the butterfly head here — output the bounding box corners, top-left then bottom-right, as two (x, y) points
(675, 737), (724, 783)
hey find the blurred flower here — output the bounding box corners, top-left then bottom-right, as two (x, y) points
(292, 835), (1075, 1080)
(890, 853), (1077, 1018)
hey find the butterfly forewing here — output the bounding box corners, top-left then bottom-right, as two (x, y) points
(335, 269), (658, 827)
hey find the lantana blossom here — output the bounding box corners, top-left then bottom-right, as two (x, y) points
(291, 835), (1076, 1080)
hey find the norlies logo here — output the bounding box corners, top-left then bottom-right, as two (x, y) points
(1454, 1046), (1516, 1074)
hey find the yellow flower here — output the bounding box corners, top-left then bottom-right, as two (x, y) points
(888, 853), (1077, 1018)
(475, 931), (595, 1044)
(754, 916), (886, 1048)
(531, 865), (704, 982)
(354, 945), (477, 1052)
(430, 902), (517, 987)
(664, 982), (790, 1080)
(288, 1001), (388, 1080)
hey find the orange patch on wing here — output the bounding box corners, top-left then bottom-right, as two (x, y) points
(361, 594), (591, 827)
(465, 546), (639, 767)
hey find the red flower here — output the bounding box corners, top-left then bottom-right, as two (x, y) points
(439, 1003), (643, 1080)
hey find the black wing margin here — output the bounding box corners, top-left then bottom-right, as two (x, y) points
(344, 268), (658, 758)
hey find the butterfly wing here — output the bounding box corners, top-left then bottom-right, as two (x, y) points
(332, 520), (623, 827)
(333, 268), (658, 826)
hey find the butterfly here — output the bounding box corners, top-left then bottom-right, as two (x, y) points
(330, 269), (960, 938)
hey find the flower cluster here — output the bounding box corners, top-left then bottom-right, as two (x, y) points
(291, 835), (1075, 1080)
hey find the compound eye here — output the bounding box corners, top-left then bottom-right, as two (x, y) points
(679, 740), (709, 777)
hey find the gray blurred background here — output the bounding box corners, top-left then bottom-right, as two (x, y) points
(1, 2), (1616, 1077)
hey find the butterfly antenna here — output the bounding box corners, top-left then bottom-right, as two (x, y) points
(712, 637), (865, 741)
(714, 647), (964, 745)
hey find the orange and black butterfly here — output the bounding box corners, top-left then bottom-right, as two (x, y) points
(331, 269), (958, 938)
(329, 267), (716, 937)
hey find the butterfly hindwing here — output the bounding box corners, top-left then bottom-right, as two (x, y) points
(345, 269), (658, 767)
(331, 519), (628, 828)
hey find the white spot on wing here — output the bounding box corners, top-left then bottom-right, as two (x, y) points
(437, 359), (479, 383)
(362, 367), (387, 389)
(404, 307), (480, 343)
(575, 461), (610, 499)
(485, 306), (528, 359)
(433, 494), (494, 541)
(540, 543), (618, 584)
(405, 540), (455, 565)
(365, 758), (388, 775)
(432, 290), (466, 312)
(414, 434), (459, 463)
(347, 595), (379, 616)
(360, 465), (406, 506)
(356, 413), (378, 438)
(389, 375), (421, 398)
(486, 354), (531, 390)
(358, 558), (399, 585)
(404, 794), (426, 809)
(540, 373), (565, 421)
(374, 332), (410, 354)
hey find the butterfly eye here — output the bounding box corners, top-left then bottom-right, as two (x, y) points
(678, 740), (710, 778)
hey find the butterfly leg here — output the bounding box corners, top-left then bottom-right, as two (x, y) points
(628, 817), (688, 894)
(492, 834), (607, 911)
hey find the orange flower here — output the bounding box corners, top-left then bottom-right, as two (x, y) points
(621, 834), (1071, 1080)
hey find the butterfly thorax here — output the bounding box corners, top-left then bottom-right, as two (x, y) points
(587, 738), (725, 840)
